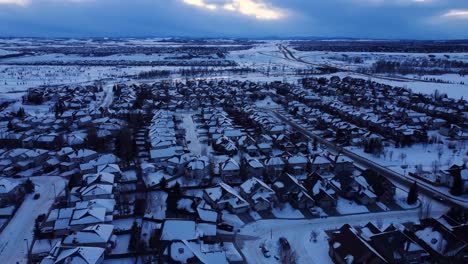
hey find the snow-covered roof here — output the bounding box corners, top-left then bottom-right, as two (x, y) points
(55, 246), (105, 264)
(63, 224), (114, 245)
(161, 220), (198, 241)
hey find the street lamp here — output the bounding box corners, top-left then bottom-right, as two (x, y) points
(24, 238), (30, 264)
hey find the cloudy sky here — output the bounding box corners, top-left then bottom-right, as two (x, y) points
(0, 0), (467, 39)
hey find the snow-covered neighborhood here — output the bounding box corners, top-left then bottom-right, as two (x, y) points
(0, 38), (467, 264)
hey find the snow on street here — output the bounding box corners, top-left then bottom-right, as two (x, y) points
(181, 113), (203, 156)
(239, 208), (447, 264)
(99, 84), (114, 109)
(0, 176), (66, 264)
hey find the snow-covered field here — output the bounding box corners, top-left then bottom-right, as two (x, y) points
(1, 40), (466, 103)
(347, 140), (467, 175)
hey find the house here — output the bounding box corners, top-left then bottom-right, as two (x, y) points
(412, 218), (467, 262)
(239, 177), (277, 211)
(203, 183), (250, 214)
(334, 155), (354, 176)
(310, 155), (332, 174)
(196, 207), (219, 223)
(361, 169), (396, 204)
(245, 158), (264, 178)
(160, 219), (198, 241)
(329, 224), (388, 264)
(62, 224), (116, 250)
(43, 246), (105, 264)
(150, 146), (182, 163)
(287, 154), (308, 175)
(83, 172), (115, 186)
(70, 184), (113, 202)
(220, 158), (241, 184)
(264, 156), (285, 182)
(185, 157), (209, 179)
(69, 207), (110, 231)
(273, 174), (314, 209)
(305, 174), (337, 210)
(370, 229), (430, 263)
(354, 176), (378, 205)
(0, 178), (24, 206)
(169, 241), (229, 264)
(68, 149), (98, 163)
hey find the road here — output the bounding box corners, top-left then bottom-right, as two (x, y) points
(277, 44), (467, 86)
(98, 83), (114, 109)
(271, 110), (467, 208)
(0, 176), (66, 264)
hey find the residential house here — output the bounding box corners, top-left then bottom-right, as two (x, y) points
(203, 183), (250, 214)
(239, 177), (277, 211)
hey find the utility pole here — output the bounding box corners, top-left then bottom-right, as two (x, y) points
(24, 238), (30, 264)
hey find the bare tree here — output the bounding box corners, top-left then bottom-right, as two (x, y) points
(399, 153), (407, 163)
(418, 199), (433, 220)
(280, 249), (297, 264)
(437, 144), (444, 162)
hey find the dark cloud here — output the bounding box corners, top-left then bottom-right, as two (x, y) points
(0, 0), (466, 38)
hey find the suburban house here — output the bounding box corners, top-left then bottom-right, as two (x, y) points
(239, 177), (277, 211)
(203, 183), (250, 214)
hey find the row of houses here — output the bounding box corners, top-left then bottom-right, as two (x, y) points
(329, 214), (467, 263)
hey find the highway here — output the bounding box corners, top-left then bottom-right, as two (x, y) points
(271, 109), (467, 208)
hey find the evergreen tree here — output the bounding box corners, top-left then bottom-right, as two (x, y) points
(173, 182), (182, 198)
(407, 182), (419, 205)
(128, 221), (140, 251)
(159, 177), (167, 190)
(25, 178), (35, 194)
(115, 126), (134, 164)
(450, 174), (464, 196)
(86, 125), (99, 150)
(16, 107), (25, 118)
(149, 229), (159, 249)
(134, 199), (146, 216)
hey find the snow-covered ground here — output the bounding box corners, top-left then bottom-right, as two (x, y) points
(271, 203), (304, 219)
(239, 208), (447, 264)
(347, 141), (467, 176)
(336, 197), (369, 214)
(181, 113), (203, 156)
(346, 141), (468, 200)
(0, 176), (66, 264)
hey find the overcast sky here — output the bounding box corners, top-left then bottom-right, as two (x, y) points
(0, 0), (467, 39)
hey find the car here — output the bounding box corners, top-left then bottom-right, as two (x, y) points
(36, 214), (46, 222)
(308, 208), (320, 217)
(434, 195), (446, 202)
(33, 193), (41, 200)
(260, 245), (271, 258)
(278, 237), (290, 250)
(217, 223), (234, 232)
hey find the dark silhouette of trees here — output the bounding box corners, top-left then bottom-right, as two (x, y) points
(407, 182), (419, 205)
(24, 178), (35, 194)
(115, 126), (135, 165)
(450, 174), (464, 196)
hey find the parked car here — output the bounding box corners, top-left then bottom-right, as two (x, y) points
(217, 223), (234, 232)
(260, 244), (271, 258)
(36, 214), (46, 222)
(33, 193), (41, 200)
